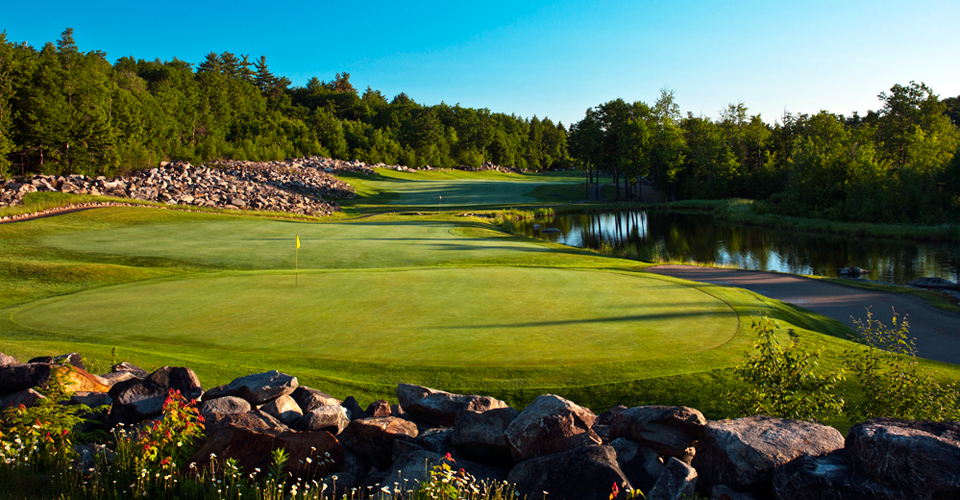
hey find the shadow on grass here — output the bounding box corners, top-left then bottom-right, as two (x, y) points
(428, 309), (732, 329)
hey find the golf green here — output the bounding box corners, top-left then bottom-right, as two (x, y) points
(9, 267), (736, 366)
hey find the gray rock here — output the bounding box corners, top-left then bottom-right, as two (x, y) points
(69, 391), (112, 408)
(99, 371), (140, 386)
(504, 394), (601, 461)
(414, 427), (455, 455)
(28, 353), (84, 370)
(452, 407), (519, 467)
(391, 438), (425, 462)
(396, 383), (509, 427)
(610, 437), (664, 493)
(692, 415), (844, 494)
(846, 417), (960, 499)
(597, 405), (628, 425)
(0, 363), (53, 393)
(291, 386), (340, 413)
(1, 388), (44, 408)
(342, 396), (369, 420)
(339, 416), (419, 469)
(261, 394), (303, 426)
(366, 399), (392, 417)
(507, 445), (631, 500)
(108, 366), (203, 425)
(203, 370), (297, 406)
(771, 450), (902, 500)
(647, 457), (697, 500)
(610, 405), (706, 457)
(298, 405), (350, 434)
(200, 396), (252, 427)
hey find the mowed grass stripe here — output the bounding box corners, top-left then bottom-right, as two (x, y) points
(9, 267), (737, 366)
(33, 213), (558, 270)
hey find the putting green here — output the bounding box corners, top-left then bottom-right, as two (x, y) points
(9, 267), (737, 366)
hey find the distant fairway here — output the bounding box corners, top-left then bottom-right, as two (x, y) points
(338, 168), (583, 207)
(9, 267), (736, 366)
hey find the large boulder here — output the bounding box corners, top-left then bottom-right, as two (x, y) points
(203, 370), (297, 406)
(341, 396), (369, 421)
(506, 445), (631, 500)
(338, 416), (418, 469)
(0, 388), (44, 408)
(108, 366), (203, 425)
(414, 427), (455, 455)
(396, 384), (509, 427)
(452, 407), (519, 467)
(291, 386), (340, 413)
(771, 450), (903, 500)
(190, 412), (343, 480)
(692, 415), (844, 494)
(845, 417), (960, 499)
(0, 363), (109, 394)
(609, 405), (706, 457)
(504, 394), (600, 461)
(61, 366), (112, 393)
(199, 396), (251, 427)
(610, 437), (664, 493)
(0, 363), (53, 393)
(378, 450), (508, 496)
(647, 457), (697, 500)
(261, 394), (303, 427)
(298, 405), (351, 435)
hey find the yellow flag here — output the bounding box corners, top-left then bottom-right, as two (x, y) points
(296, 235), (300, 249)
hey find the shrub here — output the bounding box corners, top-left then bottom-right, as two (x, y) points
(728, 316), (845, 421)
(845, 308), (960, 421)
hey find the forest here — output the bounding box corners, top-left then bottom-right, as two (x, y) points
(1, 28), (960, 224)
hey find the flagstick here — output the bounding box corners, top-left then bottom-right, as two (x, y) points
(295, 237), (299, 288)
(438, 195), (442, 214)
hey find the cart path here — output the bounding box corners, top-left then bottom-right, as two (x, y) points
(647, 265), (960, 365)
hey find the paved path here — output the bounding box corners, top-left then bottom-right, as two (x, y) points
(647, 265), (960, 365)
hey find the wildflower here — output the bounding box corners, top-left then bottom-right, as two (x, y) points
(306, 457), (312, 463)
(210, 453), (217, 459)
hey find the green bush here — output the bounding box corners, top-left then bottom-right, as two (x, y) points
(845, 308), (960, 421)
(727, 316), (845, 421)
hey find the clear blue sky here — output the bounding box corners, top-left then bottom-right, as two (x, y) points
(3, 0), (958, 126)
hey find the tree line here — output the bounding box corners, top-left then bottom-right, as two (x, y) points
(569, 86), (960, 224)
(0, 29), (570, 180)
(3, 28), (960, 225)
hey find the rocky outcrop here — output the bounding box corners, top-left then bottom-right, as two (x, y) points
(4, 353), (957, 498)
(692, 415), (844, 494)
(396, 383), (509, 427)
(845, 418), (960, 499)
(610, 405), (706, 457)
(452, 407), (519, 467)
(647, 457), (697, 500)
(507, 445), (631, 500)
(505, 394), (601, 461)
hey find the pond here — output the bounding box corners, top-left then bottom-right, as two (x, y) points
(518, 211), (960, 286)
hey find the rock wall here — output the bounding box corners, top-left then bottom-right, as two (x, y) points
(3, 352), (955, 499)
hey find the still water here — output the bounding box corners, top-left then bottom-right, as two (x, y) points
(518, 211), (960, 285)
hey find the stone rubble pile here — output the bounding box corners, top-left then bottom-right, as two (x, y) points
(3, 352), (956, 499)
(0, 159), (359, 216)
(0, 156), (531, 218)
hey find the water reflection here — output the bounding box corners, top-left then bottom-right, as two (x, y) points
(519, 211), (960, 285)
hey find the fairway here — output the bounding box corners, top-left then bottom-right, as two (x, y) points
(9, 267), (736, 366)
(340, 168), (582, 206)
